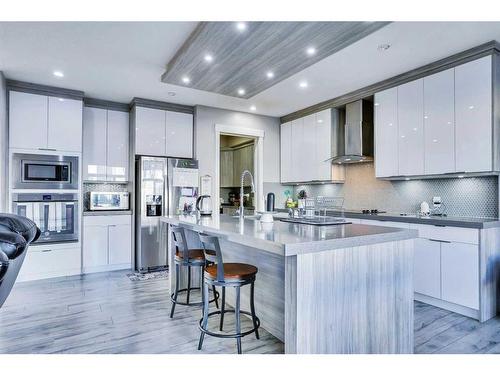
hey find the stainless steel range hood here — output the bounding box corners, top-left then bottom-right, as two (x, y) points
(328, 99), (374, 164)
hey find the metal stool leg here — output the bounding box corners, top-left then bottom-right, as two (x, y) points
(186, 265), (191, 304)
(198, 280), (210, 350)
(212, 285), (219, 309)
(170, 263), (180, 318)
(219, 286), (226, 331)
(250, 281), (260, 339)
(235, 286), (242, 354)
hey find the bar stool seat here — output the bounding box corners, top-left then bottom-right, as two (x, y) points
(205, 263), (257, 280)
(175, 249), (205, 261)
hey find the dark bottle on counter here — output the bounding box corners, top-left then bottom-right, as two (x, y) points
(266, 192), (275, 212)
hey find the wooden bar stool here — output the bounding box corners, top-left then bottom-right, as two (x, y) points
(169, 226), (219, 318)
(197, 234), (260, 354)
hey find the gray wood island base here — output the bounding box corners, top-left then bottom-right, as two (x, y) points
(161, 214), (418, 354)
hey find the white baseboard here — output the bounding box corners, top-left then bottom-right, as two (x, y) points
(415, 293), (480, 321)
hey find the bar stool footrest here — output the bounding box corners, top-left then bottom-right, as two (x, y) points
(170, 288), (220, 307)
(198, 310), (260, 339)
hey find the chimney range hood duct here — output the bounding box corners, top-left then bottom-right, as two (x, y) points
(328, 99), (374, 164)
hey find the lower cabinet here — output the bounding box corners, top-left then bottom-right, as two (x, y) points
(441, 242), (479, 309)
(413, 239), (441, 299)
(357, 218), (481, 314)
(83, 215), (132, 273)
(411, 224), (480, 311)
(17, 246), (81, 282)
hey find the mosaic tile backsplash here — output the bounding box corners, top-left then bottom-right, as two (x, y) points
(83, 183), (131, 211)
(294, 163), (498, 218)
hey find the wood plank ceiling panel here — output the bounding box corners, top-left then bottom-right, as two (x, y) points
(161, 22), (389, 98)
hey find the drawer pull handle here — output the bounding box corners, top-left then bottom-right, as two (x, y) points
(428, 239), (451, 243)
(38, 148), (57, 151)
(42, 249), (52, 252)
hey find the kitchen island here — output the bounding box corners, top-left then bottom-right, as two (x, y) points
(161, 214), (418, 354)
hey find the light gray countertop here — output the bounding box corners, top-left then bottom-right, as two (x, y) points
(161, 214), (417, 257)
(275, 209), (500, 229)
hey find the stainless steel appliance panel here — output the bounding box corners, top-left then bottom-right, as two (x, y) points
(12, 193), (79, 244)
(12, 153), (79, 190)
(135, 156), (168, 272)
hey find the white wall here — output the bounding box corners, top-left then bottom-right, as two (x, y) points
(0, 72), (7, 212)
(194, 105), (281, 196)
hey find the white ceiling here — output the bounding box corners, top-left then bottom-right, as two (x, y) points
(1, 21), (500, 118)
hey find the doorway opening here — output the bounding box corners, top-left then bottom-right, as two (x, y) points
(214, 124), (264, 216)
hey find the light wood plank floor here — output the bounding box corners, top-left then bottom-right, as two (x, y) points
(0, 270), (499, 354)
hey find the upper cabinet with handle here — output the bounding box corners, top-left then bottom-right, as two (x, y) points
(375, 54), (498, 178)
(9, 91), (83, 152)
(134, 105), (193, 158)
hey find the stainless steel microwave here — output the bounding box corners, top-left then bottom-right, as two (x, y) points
(12, 153), (79, 190)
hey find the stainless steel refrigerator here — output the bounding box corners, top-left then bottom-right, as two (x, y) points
(135, 156), (199, 273)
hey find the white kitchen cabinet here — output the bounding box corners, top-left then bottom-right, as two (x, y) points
(455, 56), (492, 173)
(413, 238), (441, 299)
(82, 225), (108, 268)
(9, 91), (48, 150)
(47, 96), (82, 152)
(108, 224), (132, 265)
(290, 118), (304, 182)
(134, 106), (194, 158)
(135, 106), (166, 156)
(374, 87), (399, 178)
(106, 110), (129, 182)
(9, 91), (83, 152)
(423, 68), (455, 174)
(302, 114), (316, 182)
(315, 109), (333, 180)
(398, 79), (424, 176)
(17, 246), (81, 282)
(280, 121), (292, 183)
(83, 215), (132, 273)
(441, 242), (479, 309)
(83, 107), (107, 181)
(83, 108), (129, 182)
(166, 111), (193, 158)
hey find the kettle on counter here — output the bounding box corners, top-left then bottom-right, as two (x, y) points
(196, 195), (213, 216)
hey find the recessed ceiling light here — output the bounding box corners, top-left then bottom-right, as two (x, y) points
(204, 54), (213, 63)
(317, 119), (323, 123)
(236, 22), (247, 32)
(168, 92), (176, 96)
(299, 81), (308, 89)
(306, 47), (316, 56)
(237, 88), (246, 96)
(458, 175), (464, 178)
(266, 71), (274, 79)
(250, 105), (256, 111)
(377, 43), (391, 52)
(53, 70), (64, 78)
(405, 177), (410, 181)
(181, 76), (190, 84)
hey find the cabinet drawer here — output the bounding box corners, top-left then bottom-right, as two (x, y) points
(84, 215), (131, 227)
(18, 246), (81, 281)
(359, 219), (410, 229)
(410, 224), (478, 244)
